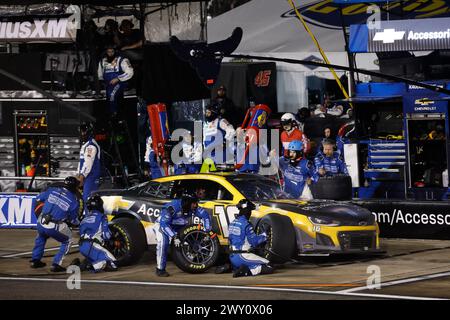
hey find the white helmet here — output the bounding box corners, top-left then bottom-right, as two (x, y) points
(281, 113), (296, 125)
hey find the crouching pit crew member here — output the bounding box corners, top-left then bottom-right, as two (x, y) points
(78, 195), (118, 272)
(154, 193), (212, 277)
(30, 176), (80, 272)
(228, 199), (274, 278)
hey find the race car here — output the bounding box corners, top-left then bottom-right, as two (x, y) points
(96, 173), (380, 272)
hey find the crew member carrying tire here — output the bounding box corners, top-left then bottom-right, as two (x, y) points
(154, 193), (212, 277)
(228, 199), (274, 278)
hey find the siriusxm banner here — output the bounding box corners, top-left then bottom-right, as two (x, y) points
(0, 193), (38, 228)
(0, 18), (76, 43)
(350, 17), (450, 52)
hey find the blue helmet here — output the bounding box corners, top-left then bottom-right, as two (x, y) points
(288, 140), (303, 152)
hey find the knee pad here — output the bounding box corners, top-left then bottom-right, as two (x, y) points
(233, 265), (252, 278)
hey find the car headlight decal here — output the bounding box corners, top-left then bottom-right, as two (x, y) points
(308, 216), (340, 226)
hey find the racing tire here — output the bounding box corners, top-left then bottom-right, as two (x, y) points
(171, 224), (220, 274)
(310, 175), (353, 200)
(107, 218), (147, 267)
(256, 214), (296, 264)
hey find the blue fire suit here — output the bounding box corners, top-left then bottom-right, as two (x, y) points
(145, 137), (164, 179)
(314, 151), (349, 176)
(98, 56), (134, 114)
(174, 142), (202, 175)
(79, 210), (117, 272)
(31, 187), (80, 266)
(78, 138), (102, 203)
(279, 157), (319, 199)
(228, 215), (269, 275)
(154, 199), (212, 271)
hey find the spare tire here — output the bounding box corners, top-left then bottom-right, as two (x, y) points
(107, 218), (147, 266)
(310, 175), (353, 200)
(256, 214), (296, 263)
(171, 224), (220, 274)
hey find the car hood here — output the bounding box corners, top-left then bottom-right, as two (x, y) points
(257, 199), (375, 226)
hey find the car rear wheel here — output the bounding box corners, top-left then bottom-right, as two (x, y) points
(107, 218), (147, 266)
(171, 224), (220, 274)
(256, 214), (296, 263)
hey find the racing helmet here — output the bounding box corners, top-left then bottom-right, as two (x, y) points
(287, 140), (304, 162)
(63, 176), (79, 193)
(86, 195), (104, 213)
(205, 104), (219, 122)
(280, 113), (296, 127)
(236, 199), (256, 219)
(181, 192), (199, 214)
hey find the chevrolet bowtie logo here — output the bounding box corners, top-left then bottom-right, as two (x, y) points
(373, 29), (405, 44)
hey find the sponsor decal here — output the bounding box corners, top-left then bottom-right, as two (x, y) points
(373, 28), (405, 44)
(136, 204), (161, 218)
(281, 0), (450, 30)
(0, 194), (37, 228)
(0, 18), (75, 42)
(372, 209), (450, 226)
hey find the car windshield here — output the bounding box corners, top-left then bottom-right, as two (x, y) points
(228, 176), (294, 201)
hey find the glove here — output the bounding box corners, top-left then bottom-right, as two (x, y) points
(41, 214), (51, 225)
(173, 236), (181, 248)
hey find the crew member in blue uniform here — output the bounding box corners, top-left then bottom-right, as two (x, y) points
(174, 131), (202, 175)
(278, 140), (318, 199)
(144, 136), (164, 179)
(98, 44), (134, 116)
(314, 139), (348, 177)
(30, 176), (80, 272)
(154, 193), (211, 277)
(228, 199), (273, 278)
(79, 195), (118, 272)
(203, 104), (235, 165)
(78, 123), (102, 205)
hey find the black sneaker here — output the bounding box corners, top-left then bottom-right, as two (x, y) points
(50, 264), (66, 272)
(105, 261), (118, 272)
(156, 268), (170, 277)
(233, 265), (251, 278)
(69, 258), (81, 266)
(30, 260), (46, 269)
(215, 263), (232, 274)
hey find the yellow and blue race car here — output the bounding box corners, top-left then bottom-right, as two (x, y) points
(98, 173), (380, 273)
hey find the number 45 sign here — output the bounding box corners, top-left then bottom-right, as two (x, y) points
(213, 205), (240, 238)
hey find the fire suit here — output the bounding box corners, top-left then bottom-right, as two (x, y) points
(154, 199), (211, 271)
(228, 215), (270, 275)
(78, 138), (102, 203)
(279, 156), (319, 199)
(314, 151), (349, 176)
(98, 56), (134, 114)
(31, 187), (80, 266)
(79, 210), (117, 272)
(203, 117), (235, 165)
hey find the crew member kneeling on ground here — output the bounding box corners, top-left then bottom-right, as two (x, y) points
(30, 176), (80, 272)
(154, 193), (212, 277)
(314, 138), (348, 177)
(228, 199), (273, 278)
(78, 195), (118, 272)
